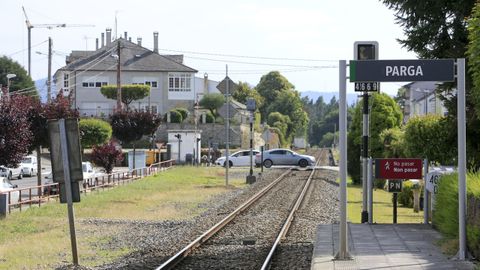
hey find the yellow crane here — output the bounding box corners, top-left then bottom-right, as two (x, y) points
(22, 6), (95, 76)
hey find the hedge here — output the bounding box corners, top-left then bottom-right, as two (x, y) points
(433, 173), (480, 258)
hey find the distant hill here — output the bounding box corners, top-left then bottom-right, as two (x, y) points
(300, 91), (358, 106)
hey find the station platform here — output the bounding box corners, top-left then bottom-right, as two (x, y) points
(311, 223), (475, 270)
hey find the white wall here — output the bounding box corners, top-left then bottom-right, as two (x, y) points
(168, 130), (201, 163)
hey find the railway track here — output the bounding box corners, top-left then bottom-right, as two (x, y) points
(155, 149), (333, 270)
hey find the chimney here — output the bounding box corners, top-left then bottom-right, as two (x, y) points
(129, 37), (132, 42)
(124, 31), (128, 40)
(153, 31), (159, 53)
(137, 37), (142, 46)
(95, 38), (99, 50)
(204, 73), (209, 94)
(101, 33), (105, 47)
(106, 28), (112, 45)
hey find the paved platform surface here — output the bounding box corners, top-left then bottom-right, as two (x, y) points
(311, 223), (475, 270)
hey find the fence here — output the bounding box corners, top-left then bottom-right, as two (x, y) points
(0, 160), (175, 215)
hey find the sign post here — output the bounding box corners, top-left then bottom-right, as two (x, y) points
(388, 180), (403, 224)
(246, 98), (256, 184)
(354, 41), (379, 224)
(48, 119), (83, 266)
(335, 60), (350, 260)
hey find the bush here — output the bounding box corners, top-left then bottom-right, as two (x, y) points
(91, 141), (124, 174)
(205, 111), (214, 123)
(79, 118), (112, 148)
(165, 110), (183, 123)
(396, 181), (414, 207)
(433, 172), (480, 258)
(175, 108), (189, 121)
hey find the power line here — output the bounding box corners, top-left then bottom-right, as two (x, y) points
(184, 55), (337, 68)
(6, 39), (49, 57)
(157, 48), (337, 62)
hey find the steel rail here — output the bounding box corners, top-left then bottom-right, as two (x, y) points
(261, 149), (327, 270)
(156, 168), (292, 270)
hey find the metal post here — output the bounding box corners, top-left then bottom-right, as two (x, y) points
(368, 157), (373, 223)
(58, 119), (79, 265)
(423, 159), (429, 224)
(361, 92), (369, 223)
(28, 27), (31, 76)
(47, 37), (52, 103)
(457, 58), (467, 260)
(393, 193), (398, 224)
(116, 40), (122, 111)
(250, 111), (254, 176)
(335, 60), (350, 260)
(261, 145), (264, 173)
(247, 111), (256, 184)
(225, 65), (230, 186)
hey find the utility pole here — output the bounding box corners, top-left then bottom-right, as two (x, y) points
(225, 65), (230, 186)
(47, 37), (52, 103)
(116, 40), (122, 111)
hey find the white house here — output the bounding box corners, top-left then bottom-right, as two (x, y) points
(54, 29), (221, 117)
(402, 81), (449, 123)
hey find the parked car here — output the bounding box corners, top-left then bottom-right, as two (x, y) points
(255, 148), (316, 168)
(0, 177), (19, 204)
(43, 162), (103, 195)
(215, 150), (260, 167)
(0, 165), (23, 180)
(20, 155), (38, 177)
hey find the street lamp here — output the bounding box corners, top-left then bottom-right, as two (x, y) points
(6, 74), (16, 97)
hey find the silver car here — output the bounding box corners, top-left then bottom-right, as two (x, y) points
(255, 148), (315, 168)
(215, 150), (260, 167)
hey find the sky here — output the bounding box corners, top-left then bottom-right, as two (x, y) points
(0, 0), (418, 96)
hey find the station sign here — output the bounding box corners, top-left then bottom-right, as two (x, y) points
(350, 59), (455, 82)
(375, 158), (423, 179)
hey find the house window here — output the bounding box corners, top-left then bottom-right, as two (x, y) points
(63, 73), (69, 88)
(169, 73), (192, 92)
(145, 81), (158, 88)
(81, 81), (108, 88)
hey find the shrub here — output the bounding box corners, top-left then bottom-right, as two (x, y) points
(91, 141), (123, 174)
(205, 111), (214, 123)
(165, 110), (183, 123)
(396, 181), (414, 207)
(79, 118), (112, 148)
(433, 172), (480, 258)
(175, 108), (189, 121)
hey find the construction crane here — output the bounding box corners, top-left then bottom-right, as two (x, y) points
(22, 6), (95, 76)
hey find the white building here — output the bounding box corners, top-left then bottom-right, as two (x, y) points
(402, 81), (449, 123)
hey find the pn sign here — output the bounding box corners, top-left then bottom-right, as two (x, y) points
(388, 180), (403, 193)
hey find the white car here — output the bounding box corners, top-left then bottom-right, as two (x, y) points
(0, 177), (19, 204)
(215, 150), (260, 167)
(43, 162), (104, 194)
(0, 165), (23, 180)
(20, 155), (38, 177)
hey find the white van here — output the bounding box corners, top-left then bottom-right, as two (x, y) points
(20, 156), (38, 177)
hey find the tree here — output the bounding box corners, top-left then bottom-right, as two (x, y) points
(232, 81), (264, 109)
(383, 0), (480, 170)
(256, 71), (294, 120)
(266, 89), (309, 141)
(100, 84), (150, 108)
(0, 95), (32, 167)
(0, 56), (36, 96)
(379, 127), (406, 158)
(347, 93), (403, 183)
(110, 110), (161, 169)
(199, 93), (224, 117)
(79, 118), (112, 148)
(91, 141), (123, 174)
(404, 115), (455, 164)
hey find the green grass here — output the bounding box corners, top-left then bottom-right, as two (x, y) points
(0, 166), (246, 269)
(346, 177), (424, 224)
